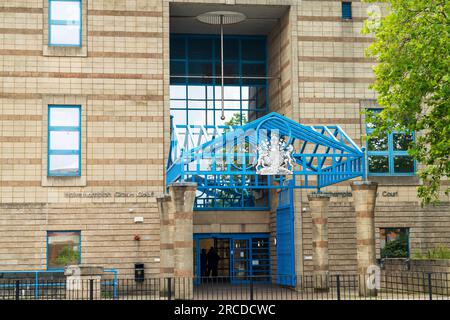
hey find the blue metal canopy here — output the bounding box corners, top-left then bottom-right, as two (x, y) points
(167, 112), (365, 192)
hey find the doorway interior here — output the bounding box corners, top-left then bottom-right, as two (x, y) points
(193, 233), (270, 284)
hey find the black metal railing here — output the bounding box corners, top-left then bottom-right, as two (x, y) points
(1, 272), (449, 300)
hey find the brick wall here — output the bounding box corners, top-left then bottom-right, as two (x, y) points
(300, 202), (450, 274)
(0, 0), (166, 205)
(0, 202), (160, 277)
(0, 0), (165, 275)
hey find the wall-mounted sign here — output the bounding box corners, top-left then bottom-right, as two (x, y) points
(64, 191), (161, 199)
(309, 191), (399, 198)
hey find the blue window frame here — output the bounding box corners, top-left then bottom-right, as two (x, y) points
(170, 34), (269, 210)
(366, 109), (415, 176)
(48, 105), (81, 176)
(49, 0), (82, 47)
(47, 231), (81, 270)
(342, 2), (352, 20)
(170, 34), (268, 128)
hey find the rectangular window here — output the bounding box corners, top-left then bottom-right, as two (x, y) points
(48, 105), (81, 176)
(366, 109), (415, 176)
(342, 2), (352, 20)
(380, 228), (410, 258)
(49, 0), (82, 46)
(47, 231), (81, 269)
(169, 35), (268, 210)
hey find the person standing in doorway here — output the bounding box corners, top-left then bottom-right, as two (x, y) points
(207, 247), (220, 278)
(200, 249), (208, 280)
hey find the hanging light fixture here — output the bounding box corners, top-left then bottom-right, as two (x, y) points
(196, 11), (247, 121)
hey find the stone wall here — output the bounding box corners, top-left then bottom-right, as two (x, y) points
(0, 0), (166, 205)
(384, 258), (450, 273)
(193, 211), (270, 234)
(382, 259), (450, 295)
(301, 201), (450, 274)
(0, 202), (161, 278)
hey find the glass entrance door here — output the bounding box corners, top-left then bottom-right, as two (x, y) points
(231, 239), (250, 282)
(193, 233), (270, 284)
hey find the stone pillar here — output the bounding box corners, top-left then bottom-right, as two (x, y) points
(351, 181), (378, 296)
(158, 182), (197, 299)
(308, 194), (330, 291)
(170, 182), (196, 300)
(64, 265), (103, 300)
(157, 194), (175, 297)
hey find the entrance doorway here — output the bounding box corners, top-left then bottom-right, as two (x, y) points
(193, 233), (270, 284)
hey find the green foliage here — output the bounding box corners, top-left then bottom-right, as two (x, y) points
(362, 0), (450, 204)
(224, 113), (247, 130)
(381, 235), (409, 258)
(219, 113), (252, 207)
(56, 245), (80, 266)
(101, 291), (113, 299)
(412, 245), (450, 260)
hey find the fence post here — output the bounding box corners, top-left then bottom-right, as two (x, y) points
(336, 275), (341, 301)
(428, 273), (433, 301)
(250, 279), (254, 301)
(89, 279), (94, 301)
(168, 278), (172, 301)
(15, 280), (20, 300)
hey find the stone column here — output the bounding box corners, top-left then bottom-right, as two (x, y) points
(351, 181), (378, 296)
(308, 194), (330, 291)
(64, 265), (103, 300)
(157, 194), (175, 297)
(169, 182), (196, 300)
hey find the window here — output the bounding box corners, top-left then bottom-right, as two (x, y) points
(366, 109), (415, 175)
(380, 228), (410, 258)
(48, 105), (81, 176)
(170, 35), (267, 128)
(342, 2), (352, 20)
(170, 35), (268, 210)
(47, 231), (81, 269)
(49, 0), (82, 46)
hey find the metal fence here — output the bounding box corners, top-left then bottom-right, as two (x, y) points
(0, 269), (118, 299)
(1, 272), (449, 300)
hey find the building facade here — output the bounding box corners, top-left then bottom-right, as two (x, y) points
(0, 0), (449, 282)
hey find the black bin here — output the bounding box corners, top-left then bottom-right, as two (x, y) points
(135, 263), (145, 283)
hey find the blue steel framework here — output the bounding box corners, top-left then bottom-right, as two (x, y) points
(48, 0), (82, 47)
(48, 105), (81, 176)
(366, 109), (415, 176)
(193, 233), (270, 284)
(170, 34), (269, 209)
(167, 112), (365, 200)
(276, 182), (296, 287)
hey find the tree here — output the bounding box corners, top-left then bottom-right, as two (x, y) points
(362, 0), (450, 204)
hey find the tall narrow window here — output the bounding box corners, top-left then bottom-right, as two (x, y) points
(342, 2), (352, 20)
(48, 105), (81, 176)
(47, 231), (81, 269)
(366, 109), (415, 176)
(49, 0), (82, 46)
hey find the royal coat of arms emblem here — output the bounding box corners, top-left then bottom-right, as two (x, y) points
(255, 134), (295, 175)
